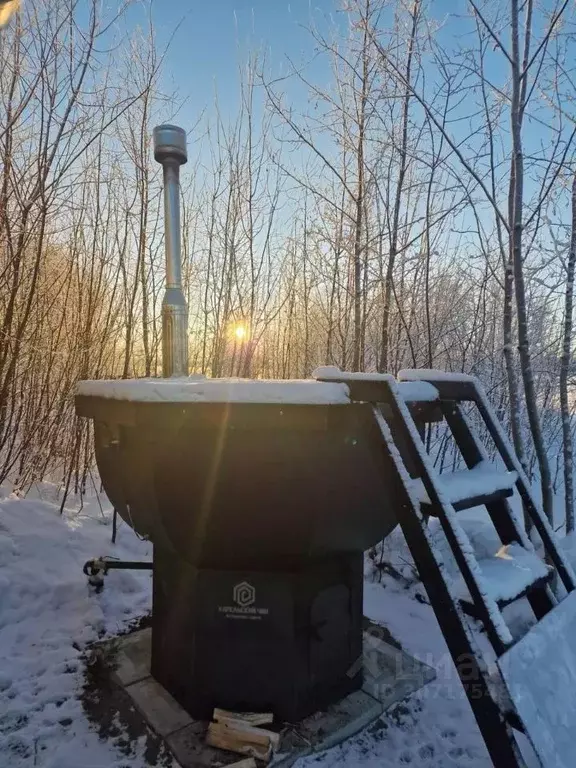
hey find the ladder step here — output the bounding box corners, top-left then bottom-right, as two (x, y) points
(312, 366), (441, 420)
(414, 462), (517, 512)
(398, 368), (478, 401)
(312, 366), (440, 402)
(396, 381), (439, 403)
(456, 543), (553, 616)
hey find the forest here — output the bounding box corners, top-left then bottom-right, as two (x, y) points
(1, 0), (575, 531)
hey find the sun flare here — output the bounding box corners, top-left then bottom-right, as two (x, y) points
(0, 0), (20, 28)
(233, 324), (247, 341)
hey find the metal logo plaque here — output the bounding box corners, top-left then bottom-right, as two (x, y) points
(233, 581), (256, 608)
(217, 578), (269, 621)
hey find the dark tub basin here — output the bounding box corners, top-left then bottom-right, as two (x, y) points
(75, 377), (397, 566)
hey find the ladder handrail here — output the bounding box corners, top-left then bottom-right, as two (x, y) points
(375, 381), (513, 654)
(369, 400), (524, 767)
(319, 367), (575, 766)
(318, 370), (515, 652)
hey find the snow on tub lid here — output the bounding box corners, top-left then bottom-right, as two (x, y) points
(75, 375), (351, 405)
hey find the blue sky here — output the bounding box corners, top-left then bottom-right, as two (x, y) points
(117, 0), (575, 234)
(125, 0), (511, 136)
(131, 0), (338, 127)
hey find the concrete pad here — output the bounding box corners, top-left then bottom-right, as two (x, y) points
(362, 628), (436, 709)
(270, 627), (435, 764)
(269, 744), (311, 768)
(126, 676), (193, 737)
(105, 623), (436, 767)
(81, 635), (180, 767)
(111, 627), (151, 686)
(294, 689), (383, 752)
(167, 721), (249, 768)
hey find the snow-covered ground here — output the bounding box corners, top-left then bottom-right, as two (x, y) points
(0, 488), (562, 767)
(0, 487), (153, 768)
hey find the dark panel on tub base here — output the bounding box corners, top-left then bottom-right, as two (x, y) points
(151, 549), (364, 723)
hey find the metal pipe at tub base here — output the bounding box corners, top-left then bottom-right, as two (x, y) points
(153, 124), (189, 378)
(83, 556), (153, 591)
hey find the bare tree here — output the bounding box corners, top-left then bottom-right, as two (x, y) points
(560, 175), (576, 532)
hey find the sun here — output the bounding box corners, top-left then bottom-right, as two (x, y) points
(233, 324), (247, 341)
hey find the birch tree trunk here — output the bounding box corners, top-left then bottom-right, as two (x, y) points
(509, 0), (554, 522)
(561, 174), (576, 533)
(379, 0), (420, 373)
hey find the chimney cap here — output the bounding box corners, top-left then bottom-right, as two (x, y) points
(153, 124), (187, 165)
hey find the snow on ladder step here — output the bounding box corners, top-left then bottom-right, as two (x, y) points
(455, 543), (553, 616)
(396, 381), (439, 403)
(413, 461), (518, 512)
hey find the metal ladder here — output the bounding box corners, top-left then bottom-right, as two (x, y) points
(315, 368), (576, 768)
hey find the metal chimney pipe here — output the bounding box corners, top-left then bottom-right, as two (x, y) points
(153, 124), (189, 378)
